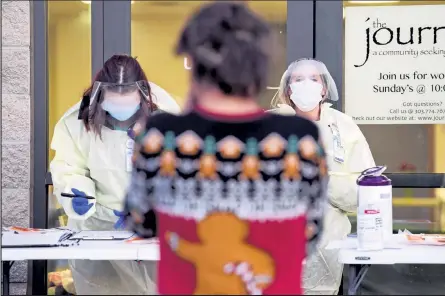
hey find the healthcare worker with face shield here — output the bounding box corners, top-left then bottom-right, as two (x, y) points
(50, 54), (180, 295)
(270, 58), (375, 295)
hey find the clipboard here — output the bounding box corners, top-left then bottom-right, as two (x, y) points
(68, 231), (135, 241)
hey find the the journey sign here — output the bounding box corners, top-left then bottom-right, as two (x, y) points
(344, 5), (445, 124)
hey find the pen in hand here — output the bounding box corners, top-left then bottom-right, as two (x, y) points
(61, 193), (96, 200)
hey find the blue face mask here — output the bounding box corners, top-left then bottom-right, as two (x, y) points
(101, 101), (140, 121)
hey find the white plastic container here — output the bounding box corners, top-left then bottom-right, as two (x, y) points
(357, 166), (393, 244)
(357, 203), (384, 251)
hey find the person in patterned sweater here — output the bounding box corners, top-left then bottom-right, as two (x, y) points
(124, 2), (329, 295)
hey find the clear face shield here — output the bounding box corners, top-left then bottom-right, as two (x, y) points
(274, 59), (339, 112)
(82, 80), (154, 122)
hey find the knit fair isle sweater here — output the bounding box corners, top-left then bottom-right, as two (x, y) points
(125, 105), (328, 295)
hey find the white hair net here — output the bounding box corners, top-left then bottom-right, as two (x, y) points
(272, 58), (339, 107)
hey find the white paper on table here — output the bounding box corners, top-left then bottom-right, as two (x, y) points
(69, 230), (135, 241)
(1, 228), (73, 247)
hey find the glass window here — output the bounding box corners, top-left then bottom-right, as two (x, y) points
(344, 2), (445, 293)
(343, 0), (445, 230)
(47, 1), (91, 294)
(48, 1), (91, 162)
(131, 1), (287, 108)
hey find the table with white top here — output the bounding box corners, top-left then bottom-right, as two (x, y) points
(5, 232), (444, 295)
(1, 238), (159, 295)
(327, 235), (445, 295)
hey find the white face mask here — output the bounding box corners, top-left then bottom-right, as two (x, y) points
(102, 91), (142, 121)
(102, 101), (140, 121)
(289, 80), (323, 112)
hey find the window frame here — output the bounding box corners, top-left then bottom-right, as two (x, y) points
(30, 1), (132, 293)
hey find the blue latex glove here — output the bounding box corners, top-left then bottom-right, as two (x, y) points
(113, 210), (126, 229)
(71, 188), (94, 216)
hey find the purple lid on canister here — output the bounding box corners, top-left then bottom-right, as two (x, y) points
(357, 166), (392, 186)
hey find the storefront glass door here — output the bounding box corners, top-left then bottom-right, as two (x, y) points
(341, 0), (445, 231)
(316, 0), (445, 293)
(32, 1), (125, 293)
(42, 1), (93, 295)
(34, 0), (445, 294)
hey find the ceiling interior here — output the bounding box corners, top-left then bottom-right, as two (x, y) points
(49, 0), (445, 23)
(48, 1), (286, 22)
(48, 0), (445, 23)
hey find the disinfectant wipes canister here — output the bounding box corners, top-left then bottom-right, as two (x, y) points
(357, 166), (393, 249)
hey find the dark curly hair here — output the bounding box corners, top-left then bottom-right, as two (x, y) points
(175, 2), (271, 98)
